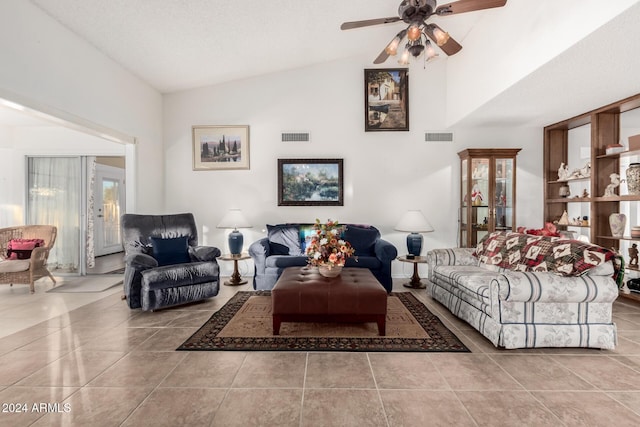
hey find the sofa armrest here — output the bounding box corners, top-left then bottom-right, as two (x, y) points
(190, 245), (221, 262)
(426, 248), (477, 267)
(249, 237), (271, 275)
(374, 239), (398, 263)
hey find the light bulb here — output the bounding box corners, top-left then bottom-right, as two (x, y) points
(398, 49), (410, 65)
(425, 40), (438, 60)
(385, 36), (401, 55)
(407, 24), (421, 41)
(432, 27), (450, 46)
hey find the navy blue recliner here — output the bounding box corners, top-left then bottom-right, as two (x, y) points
(121, 213), (221, 311)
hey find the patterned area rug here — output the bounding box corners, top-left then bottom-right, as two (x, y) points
(177, 291), (469, 352)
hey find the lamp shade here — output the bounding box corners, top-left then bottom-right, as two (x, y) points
(217, 209), (252, 230)
(217, 209), (252, 255)
(394, 210), (434, 233)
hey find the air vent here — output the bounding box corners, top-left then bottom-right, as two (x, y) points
(281, 132), (310, 142)
(425, 132), (454, 142)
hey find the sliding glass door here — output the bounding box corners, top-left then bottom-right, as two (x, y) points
(27, 157), (81, 273)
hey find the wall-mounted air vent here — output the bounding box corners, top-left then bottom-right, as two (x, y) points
(281, 132), (310, 142)
(425, 132), (454, 142)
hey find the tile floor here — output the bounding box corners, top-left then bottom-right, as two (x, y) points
(1, 276), (640, 426)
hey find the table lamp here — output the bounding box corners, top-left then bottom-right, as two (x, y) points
(217, 209), (252, 255)
(394, 210), (434, 257)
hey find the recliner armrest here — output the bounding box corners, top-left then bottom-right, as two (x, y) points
(191, 245), (221, 262)
(125, 252), (158, 270)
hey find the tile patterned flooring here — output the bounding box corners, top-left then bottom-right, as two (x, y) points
(1, 277), (640, 426)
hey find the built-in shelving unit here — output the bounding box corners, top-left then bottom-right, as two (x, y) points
(543, 92), (640, 302)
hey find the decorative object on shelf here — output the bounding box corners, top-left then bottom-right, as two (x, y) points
(557, 163), (571, 181)
(582, 189), (589, 198)
(629, 243), (639, 269)
(626, 163), (640, 195)
(606, 143), (625, 155)
(557, 210), (569, 225)
(217, 209), (252, 255)
(632, 226), (640, 238)
(305, 219), (355, 276)
(582, 216), (589, 226)
(568, 162), (591, 180)
(603, 173), (622, 197)
(559, 184), (570, 198)
(395, 210), (434, 256)
(609, 213), (627, 238)
(471, 184), (484, 206)
(629, 134), (640, 151)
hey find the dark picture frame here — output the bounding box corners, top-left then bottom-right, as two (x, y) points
(364, 68), (409, 132)
(192, 125), (250, 170)
(278, 159), (344, 206)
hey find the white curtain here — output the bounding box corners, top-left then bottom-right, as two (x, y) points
(86, 157), (96, 268)
(27, 157), (81, 272)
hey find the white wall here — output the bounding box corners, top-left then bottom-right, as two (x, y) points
(0, 0), (163, 213)
(445, 0), (640, 126)
(164, 56), (543, 278)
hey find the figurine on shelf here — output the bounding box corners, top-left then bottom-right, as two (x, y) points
(471, 184), (484, 206)
(603, 173), (622, 197)
(558, 163), (570, 181)
(582, 189), (589, 198)
(630, 243), (639, 269)
(557, 210), (569, 225)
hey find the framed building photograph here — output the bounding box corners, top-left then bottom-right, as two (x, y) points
(278, 159), (344, 206)
(364, 68), (409, 132)
(192, 125), (250, 170)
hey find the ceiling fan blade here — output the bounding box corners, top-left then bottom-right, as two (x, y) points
(436, 0), (507, 16)
(424, 24), (462, 56)
(341, 17), (402, 30)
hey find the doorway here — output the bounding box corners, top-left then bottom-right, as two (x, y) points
(94, 160), (125, 257)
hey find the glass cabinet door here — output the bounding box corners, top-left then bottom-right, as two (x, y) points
(471, 157), (490, 244)
(495, 158), (514, 231)
(460, 158), (468, 247)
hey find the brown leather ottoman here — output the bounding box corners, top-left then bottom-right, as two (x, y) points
(271, 267), (388, 335)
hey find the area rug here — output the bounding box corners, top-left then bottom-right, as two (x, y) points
(46, 274), (123, 293)
(177, 291), (469, 352)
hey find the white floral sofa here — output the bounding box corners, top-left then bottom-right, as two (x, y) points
(426, 231), (619, 349)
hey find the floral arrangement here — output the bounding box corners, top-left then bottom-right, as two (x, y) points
(305, 219), (355, 269)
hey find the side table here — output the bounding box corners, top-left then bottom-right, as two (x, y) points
(396, 255), (428, 289)
(218, 253), (250, 286)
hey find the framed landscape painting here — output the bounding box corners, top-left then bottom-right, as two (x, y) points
(278, 159), (344, 206)
(364, 68), (409, 132)
(192, 125), (250, 170)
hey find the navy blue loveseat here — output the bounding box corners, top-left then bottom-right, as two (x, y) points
(248, 223), (397, 292)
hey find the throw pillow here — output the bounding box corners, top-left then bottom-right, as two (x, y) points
(150, 236), (191, 266)
(7, 238), (45, 260)
(343, 225), (379, 256)
(518, 238), (614, 276)
(299, 225), (316, 253)
(474, 231), (542, 268)
(267, 224), (302, 255)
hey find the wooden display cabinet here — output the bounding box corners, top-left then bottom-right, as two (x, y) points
(543, 92), (640, 303)
(458, 148), (521, 248)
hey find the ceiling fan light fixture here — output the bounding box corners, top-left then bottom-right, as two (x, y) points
(424, 40), (438, 60)
(398, 48), (410, 65)
(407, 24), (422, 41)
(385, 36), (402, 55)
(408, 41), (424, 58)
(432, 26), (450, 46)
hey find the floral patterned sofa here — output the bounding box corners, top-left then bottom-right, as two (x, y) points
(426, 231), (619, 349)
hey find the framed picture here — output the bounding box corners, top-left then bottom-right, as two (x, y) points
(364, 68), (409, 132)
(278, 159), (344, 206)
(192, 125), (250, 170)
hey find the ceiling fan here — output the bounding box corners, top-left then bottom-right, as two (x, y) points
(341, 0), (507, 64)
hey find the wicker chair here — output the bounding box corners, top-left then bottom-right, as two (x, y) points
(0, 225), (57, 293)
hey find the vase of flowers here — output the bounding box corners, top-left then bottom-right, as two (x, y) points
(305, 219), (355, 278)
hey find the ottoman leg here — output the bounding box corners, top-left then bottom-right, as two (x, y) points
(273, 315), (281, 335)
(377, 315), (386, 336)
